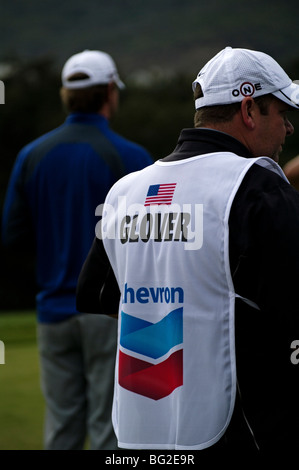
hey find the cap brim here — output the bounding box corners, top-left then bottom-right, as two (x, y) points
(272, 81), (299, 109)
(116, 78), (125, 90)
(62, 77), (126, 90)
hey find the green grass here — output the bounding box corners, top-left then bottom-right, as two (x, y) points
(0, 311), (45, 450)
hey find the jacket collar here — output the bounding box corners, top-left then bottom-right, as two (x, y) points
(66, 112), (108, 127)
(162, 128), (253, 162)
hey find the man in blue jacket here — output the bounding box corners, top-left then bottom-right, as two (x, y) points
(2, 49), (152, 450)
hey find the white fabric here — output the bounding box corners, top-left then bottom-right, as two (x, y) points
(102, 152), (287, 450)
(193, 47), (299, 109)
(61, 50), (125, 89)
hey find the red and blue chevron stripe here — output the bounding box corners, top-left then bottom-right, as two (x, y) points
(119, 308), (183, 400)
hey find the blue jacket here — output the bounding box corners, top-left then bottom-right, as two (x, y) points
(2, 113), (152, 323)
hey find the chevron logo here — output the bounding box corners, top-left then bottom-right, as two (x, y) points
(119, 308), (183, 400)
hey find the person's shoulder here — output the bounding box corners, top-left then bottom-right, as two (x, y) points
(115, 132), (151, 156)
(230, 159), (299, 251)
(105, 159), (155, 199)
(18, 124), (65, 159)
(245, 161), (293, 192)
(236, 160), (299, 213)
(107, 129), (152, 162)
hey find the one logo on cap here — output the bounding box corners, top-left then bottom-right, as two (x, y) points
(232, 82), (262, 98)
(240, 82), (255, 96)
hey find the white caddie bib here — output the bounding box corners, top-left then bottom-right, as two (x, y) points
(101, 152), (287, 450)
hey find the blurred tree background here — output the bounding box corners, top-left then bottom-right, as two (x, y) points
(0, 56), (299, 310)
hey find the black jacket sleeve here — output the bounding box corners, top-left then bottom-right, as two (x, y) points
(228, 163), (299, 450)
(230, 163), (299, 318)
(76, 236), (120, 315)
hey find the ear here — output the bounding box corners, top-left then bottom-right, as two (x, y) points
(107, 82), (117, 96)
(240, 97), (256, 130)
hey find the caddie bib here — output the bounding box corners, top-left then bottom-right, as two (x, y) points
(101, 152), (287, 450)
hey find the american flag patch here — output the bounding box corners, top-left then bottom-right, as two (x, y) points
(144, 183), (177, 206)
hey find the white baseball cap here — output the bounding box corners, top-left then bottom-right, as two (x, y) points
(61, 50), (125, 89)
(193, 46), (299, 110)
